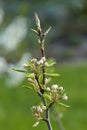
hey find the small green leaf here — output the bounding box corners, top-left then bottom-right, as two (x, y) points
(12, 68), (26, 73)
(31, 28), (38, 35)
(33, 121), (39, 127)
(45, 73), (60, 77)
(45, 62), (56, 67)
(44, 27), (52, 36)
(59, 102), (70, 108)
(39, 74), (43, 84)
(45, 78), (51, 84)
(26, 73), (34, 78)
(35, 13), (41, 29)
(22, 85), (33, 90)
(44, 93), (51, 101)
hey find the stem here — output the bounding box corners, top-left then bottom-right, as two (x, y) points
(35, 14), (52, 130)
(38, 92), (52, 130)
(45, 109), (52, 130)
(40, 44), (52, 130)
(37, 37), (52, 130)
(40, 43), (46, 85)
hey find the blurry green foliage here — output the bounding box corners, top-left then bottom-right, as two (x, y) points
(0, 63), (87, 130)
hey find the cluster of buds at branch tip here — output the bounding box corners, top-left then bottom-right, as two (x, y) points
(35, 12), (42, 33)
(32, 106), (43, 120)
(45, 84), (68, 103)
(31, 13), (51, 42)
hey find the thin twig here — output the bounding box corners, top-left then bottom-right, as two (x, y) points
(35, 13), (52, 130)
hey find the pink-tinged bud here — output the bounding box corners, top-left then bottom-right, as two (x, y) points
(37, 106), (43, 113)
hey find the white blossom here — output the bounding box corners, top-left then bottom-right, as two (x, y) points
(31, 58), (37, 62)
(42, 106), (46, 110)
(38, 57), (46, 64)
(63, 93), (68, 100)
(59, 86), (63, 91)
(51, 84), (58, 90)
(23, 63), (28, 67)
(37, 106), (43, 113)
(47, 87), (51, 91)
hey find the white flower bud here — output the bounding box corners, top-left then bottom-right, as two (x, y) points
(63, 94), (68, 100)
(47, 87), (51, 91)
(32, 106), (36, 110)
(59, 86), (63, 91)
(42, 106), (46, 110)
(41, 57), (46, 62)
(28, 78), (34, 83)
(37, 106), (43, 113)
(39, 57), (46, 64)
(23, 63), (28, 67)
(31, 58), (37, 62)
(51, 84), (58, 90)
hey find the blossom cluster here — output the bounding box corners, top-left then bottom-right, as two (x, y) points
(46, 84), (68, 102)
(32, 105), (46, 120)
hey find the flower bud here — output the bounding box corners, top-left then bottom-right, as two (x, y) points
(42, 106), (46, 110)
(46, 87), (51, 91)
(37, 106), (43, 113)
(38, 57), (46, 65)
(59, 86), (63, 91)
(28, 78), (34, 83)
(51, 84), (58, 90)
(23, 63), (28, 68)
(63, 93), (68, 100)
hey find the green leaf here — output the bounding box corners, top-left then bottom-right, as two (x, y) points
(45, 78), (51, 84)
(39, 74), (43, 84)
(26, 73), (34, 78)
(12, 68), (26, 73)
(35, 13), (41, 29)
(22, 85), (33, 90)
(44, 93), (51, 101)
(31, 28), (38, 35)
(45, 73), (60, 77)
(46, 58), (56, 64)
(44, 27), (52, 36)
(59, 102), (70, 108)
(33, 121), (39, 127)
(45, 62), (56, 67)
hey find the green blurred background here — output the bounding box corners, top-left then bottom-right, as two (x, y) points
(0, 0), (87, 130)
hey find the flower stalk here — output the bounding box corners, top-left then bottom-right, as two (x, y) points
(13, 13), (69, 130)
(34, 13), (52, 130)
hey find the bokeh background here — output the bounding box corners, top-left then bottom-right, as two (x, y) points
(0, 0), (87, 130)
